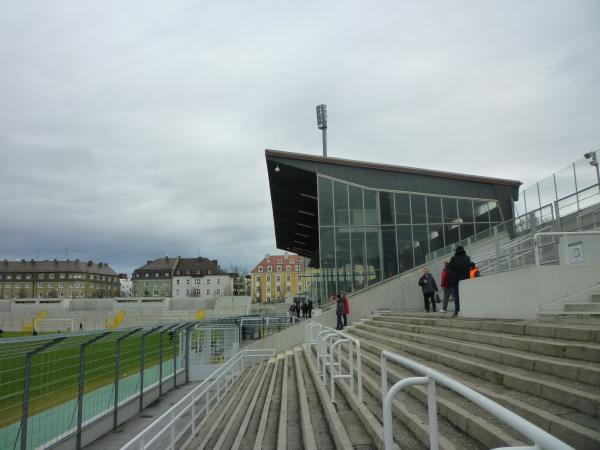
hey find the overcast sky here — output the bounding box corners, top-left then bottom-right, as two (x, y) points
(1, 1), (599, 275)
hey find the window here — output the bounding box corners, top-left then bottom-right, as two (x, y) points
(266, 275), (271, 282)
(165, 272), (170, 277)
(276, 275), (280, 282)
(6, 275), (12, 280)
(217, 279), (220, 284)
(185, 270), (190, 275)
(267, 266), (272, 272)
(48, 283), (53, 288)
(287, 275), (291, 282)
(155, 272), (159, 277)
(25, 274), (31, 280)
(276, 286), (281, 291)
(277, 259), (282, 264)
(286, 266), (291, 272)
(176, 279), (180, 285)
(15, 283), (20, 288)
(206, 279), (211, 285)
(59, 283), (64, 288)
(176, 290), (180, 295)
(59, 273), (65, 279)
(290, 259), (295, 264)
(16, 275), (22, 280)
(195, 279), (200, 285)
(144, 273), (149, 278)
(216, 289), (221, 295)
(186, 279), (190, 285)
(206, 289), (210, 295)
(186, 290), (190, 296)
(208, 269), (213, 275)
(154, 291), (159, 296)
(258, 267), (263, 272)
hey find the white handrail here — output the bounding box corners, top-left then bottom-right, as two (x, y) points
(307, 322), (363, 403)
(380, 350), (574, 450)
(121, 348), (275, 450)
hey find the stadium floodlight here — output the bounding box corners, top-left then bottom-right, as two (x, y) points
(316, 104), (328, 157)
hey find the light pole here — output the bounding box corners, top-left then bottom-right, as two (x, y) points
(584, 150), (600, 185)
(316, 104), (328, 157)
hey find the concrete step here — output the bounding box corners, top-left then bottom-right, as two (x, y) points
(370, 315), (600, 363)
(285, 351), (303, 450)
(565, 303), (600, 312)
(346, 327), (600, 450)
(253, 355), (283, 450)
(294, 346), (357, 449)
(233, 359), (276, 450)
(591, 294), (600, 302)
(350, 324), (600, 418)
(204, 361), (268, 450)
(374, 312), (600, 343)
(341, 337), (526, 449)
(187, 363), (260, 449)
(537, 311), (600, 325)
(362, 319), (600, 386)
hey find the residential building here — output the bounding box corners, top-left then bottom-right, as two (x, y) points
(0, 259), (119, 299)
(250, 253), (306, 303)
(118, 273), (132, 297)
(172, 257), (233, 297)
(132, 257), (177, 297)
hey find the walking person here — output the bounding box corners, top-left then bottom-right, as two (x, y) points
(335, 293), (344, 330)
(440, 261), (453, 313)
(448, 246), (471, 316)
(341, 290), (350, 326)
(418, 267), (438, 312)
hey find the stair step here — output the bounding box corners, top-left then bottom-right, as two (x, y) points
(346, 328), (600, 450)
(374, 312), (600, 343)
(285, 351), (303, 450)
(350, 325), (600, 418)
(565, 303), (600, 312)
(361, 320), (600, 385)
(254, 355), (283, 450)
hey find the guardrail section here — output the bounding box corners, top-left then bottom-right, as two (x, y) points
(121, 348), (275, 450)
(380, 350), (573, 450)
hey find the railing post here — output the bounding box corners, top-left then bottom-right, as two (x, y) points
(427, 378), (440, 450)
(77, 332), (110, 450)
(494, 226), (501, 273)
(159, 329), (164, 396)
(140, 327), (160, 412)
(115, 329), (141, 430)
(185, 325), (192, 384)
(381, 352), (387, 404)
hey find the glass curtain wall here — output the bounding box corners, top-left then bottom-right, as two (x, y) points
(317, 175), (500, 301)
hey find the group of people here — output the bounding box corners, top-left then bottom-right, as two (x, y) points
(289, 298), (313, 318)
(418, 245), (479, 316)
(334, 291), (350, 330)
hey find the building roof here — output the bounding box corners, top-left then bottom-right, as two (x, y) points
(175, 257), (229, 276)
(0, 259), (118, 276)
(134, 257), (178, 272)
(265, 149), (522, 187)
(251, 253), (304, 274)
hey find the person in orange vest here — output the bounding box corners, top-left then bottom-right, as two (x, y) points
(469, 262), (480, 279)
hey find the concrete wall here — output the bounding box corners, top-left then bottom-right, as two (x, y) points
(461, 264), (600, 319)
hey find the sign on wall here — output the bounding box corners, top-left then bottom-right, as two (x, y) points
(567, 240), (585, 264)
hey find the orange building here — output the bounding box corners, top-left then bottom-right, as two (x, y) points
(250, 253), (305, 303)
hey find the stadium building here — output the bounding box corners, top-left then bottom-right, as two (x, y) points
(265, 149), (521, 302)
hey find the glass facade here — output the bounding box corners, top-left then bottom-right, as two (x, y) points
(317, 175), (501, 299)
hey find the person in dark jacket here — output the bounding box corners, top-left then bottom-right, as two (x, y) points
(335, 294), (344, 330)
(418, 267), (438, 312)
(341, 290), (350, 326)
(440, 261), (452, 313)
(307, 299), (313, 318)
(447, 246), (471, 316)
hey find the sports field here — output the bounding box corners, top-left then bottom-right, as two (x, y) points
(0, 328), (183, 450)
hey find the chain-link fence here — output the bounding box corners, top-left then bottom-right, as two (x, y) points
(0, 324), (188, 450)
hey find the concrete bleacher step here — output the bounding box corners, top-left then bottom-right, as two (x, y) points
(350, 323), (600, 418)
(346, 317), (600, 450)
(565, 302), (600, 312)
(364, 318), (600, 386)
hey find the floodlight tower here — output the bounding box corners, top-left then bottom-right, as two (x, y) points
(316, 104), (328, 157)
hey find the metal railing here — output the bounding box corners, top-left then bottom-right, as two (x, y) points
(239, 315), (302, 341)
(380, 350), (574, 450)
(121, 348), (275, 450)
(534, 231), (600, 266)
(305, 322), (363, 404)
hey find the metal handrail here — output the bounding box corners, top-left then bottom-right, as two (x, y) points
(380, 350), (573, 450)
(121, 348), (275, 450)
(307, 322), (363, 403)
(533, 231), (600, 266)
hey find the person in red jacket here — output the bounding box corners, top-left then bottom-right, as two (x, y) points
(341, 290), (350, 327)
(440, 261), (452, 313)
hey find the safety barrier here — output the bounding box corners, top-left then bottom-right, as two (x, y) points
(305, 322), (363, 404)
(534, 231), (600, 266)
(121, 348), (275, 450)
(380, 350), (574, 450)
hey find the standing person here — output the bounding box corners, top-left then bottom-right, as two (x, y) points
(296, 300), (301, 319)
(418, 267), (438, 312)
(79, 322), (83, 332)
(301, 300), (308, 318)
(440, 261), (452, 313)
(335, 293), (344, 330)
(341, 291), (350, 326)
(470, 262), (480, 278)
(448, 246), (471, 316)
(307, 299), (313, 318)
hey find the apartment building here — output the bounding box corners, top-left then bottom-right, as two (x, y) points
(172, 257), (233, 297)
(250, 253), (305, 303)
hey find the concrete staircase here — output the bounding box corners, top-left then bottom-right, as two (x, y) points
(539, 292), (600, 323)
(339, 312), (600, 450)
(184, 347), (376, 450)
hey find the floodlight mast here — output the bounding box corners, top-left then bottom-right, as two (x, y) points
(584, 150), (600, 185)
(316, 104), (328, 157)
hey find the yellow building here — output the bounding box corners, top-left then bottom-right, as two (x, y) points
(250, 253), (306, 303)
